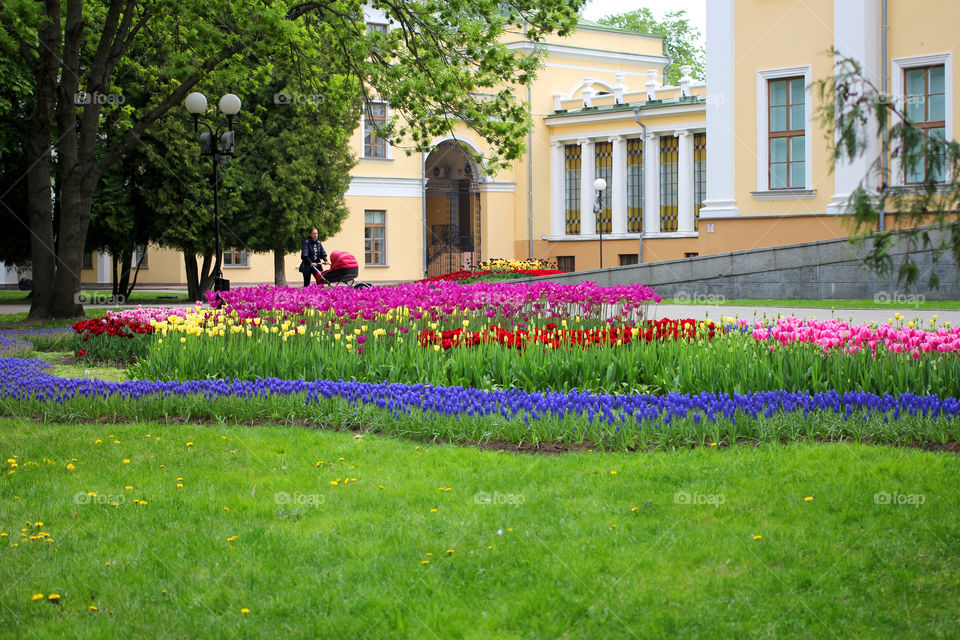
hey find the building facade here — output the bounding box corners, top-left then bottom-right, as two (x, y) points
(6, 0), (951, 289)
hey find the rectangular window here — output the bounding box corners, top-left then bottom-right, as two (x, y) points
(364, 102), (387, 158)
(619, 254), (638, 266)
(133, 244), (148, 268)
(659, 136), (679, 232)
(564, 144), (581, 235)
(768, 77), (805, 189)
(364, 210), (386, 265)
(904, 64), (946, 183)
(626, 138), (643, 233)
(693, 132), (706, 231)
(222, 247), (248, 267)
(82, 252), (93, 270)
(594, 141), (613, 233)
(556, 256), (575, 272)
(366, 22), (387, 35)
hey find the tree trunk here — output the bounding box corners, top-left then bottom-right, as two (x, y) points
(274, 247), (287, 286)
(116, 252), (132, 301)
(25, 0), (64, 321)
(184, 250), (215, 301)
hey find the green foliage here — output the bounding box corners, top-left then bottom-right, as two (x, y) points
(816, 51), (960, 288)
(596, 8), (704, 85)
(288, 0), (584, 171)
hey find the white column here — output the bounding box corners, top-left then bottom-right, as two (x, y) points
(610, 136), (627, 234)
(97, 251), (111, 284)
(579, 138), (595, 235)
(643, 133), (660, 234)
(828, 0), (881, 213)
(699, 0), (739, 218)
(676, 131), (695, 232)
(550, 142), (565, 236)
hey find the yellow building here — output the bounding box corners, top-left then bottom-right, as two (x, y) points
(699, 0), (956, 256)
(58, 14), (708, 287)
(43, 0), (951, 290)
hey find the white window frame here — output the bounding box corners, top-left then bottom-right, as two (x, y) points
(222, 247), (249, 268)
(133, 244), (148, 269)
(891, 53), (953, 186)
(364, 210), (388, 267)
(756, 66), (813, 193)
(361, 101), (392, 160)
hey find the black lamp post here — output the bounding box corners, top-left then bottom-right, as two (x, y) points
(593, 177), (607, 268)
(184, 91), (241, 293)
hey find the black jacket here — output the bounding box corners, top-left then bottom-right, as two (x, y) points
(299, 237), (327, 273)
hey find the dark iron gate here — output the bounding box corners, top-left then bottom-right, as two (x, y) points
(425, 179), (480, 278)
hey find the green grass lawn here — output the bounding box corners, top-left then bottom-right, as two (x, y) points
(0, 290), (189, 305)
(1, 419), (958, 639)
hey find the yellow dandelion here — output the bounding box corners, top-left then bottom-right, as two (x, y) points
(240, 608), (250, 614)
(446, 549), (454, 555)
(66, 463), (75, 471)
(32, 593), (44, 601)
(425, 552), (433, 557)
(89, 605), (98, 612)
(186, 442), (193, 447)
(804, 496), (813, 502)
(752, 535), (762, 540)
(48, 594), (60, 602)
(430, 508), (438, 513)
(710, 442), (718, 447)
(420, 560), (430, 565)
(609, 470), (617, 475)
(630, 507), (638, 512)
(123, 459), (130, 464)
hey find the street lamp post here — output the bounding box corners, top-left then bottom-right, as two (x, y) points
(593, 177), (607, 268)
(184, 92), (241, 294)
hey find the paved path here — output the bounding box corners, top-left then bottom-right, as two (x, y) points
(647, 304), (960, 325)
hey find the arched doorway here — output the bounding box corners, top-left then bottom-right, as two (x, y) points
(424, 140), (481, 277)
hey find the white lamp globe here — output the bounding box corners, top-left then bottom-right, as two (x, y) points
(184, 92), (207, 115)
(594, 178), (607, 191)
(219, 93), (241, 116)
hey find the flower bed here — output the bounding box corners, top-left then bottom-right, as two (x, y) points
(3, 281), (959, 448)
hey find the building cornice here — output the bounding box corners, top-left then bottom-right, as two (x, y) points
(505, 41), (667, 68)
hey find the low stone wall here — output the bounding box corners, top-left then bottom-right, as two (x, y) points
(530, 227), (960, 301)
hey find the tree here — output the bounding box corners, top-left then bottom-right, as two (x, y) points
(229, 67), (359, 285)
(1, 0), (289, 318)
(816, 51), (960, 288)
(286, 0), (584, 166)
(0, 41), (33, 268)
(596, 8), (704, 85)
(4, 0), (582, 318)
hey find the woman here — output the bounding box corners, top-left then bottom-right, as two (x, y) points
(298, 227), (328, 287)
